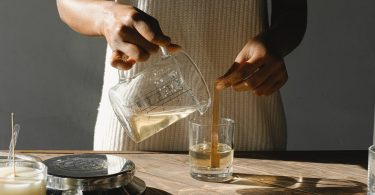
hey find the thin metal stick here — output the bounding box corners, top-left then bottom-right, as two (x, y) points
(8, 124), (20, 162)
(11, 113), (16, 177)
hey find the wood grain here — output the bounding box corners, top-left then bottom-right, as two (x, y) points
(15, 150), (368, 195)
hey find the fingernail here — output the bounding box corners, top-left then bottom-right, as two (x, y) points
(215, 81), (227, 90)
(126, 58), (136, 65)
(167, 44), (181, 53)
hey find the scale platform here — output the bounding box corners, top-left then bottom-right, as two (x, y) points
(43, 154), (146, 195)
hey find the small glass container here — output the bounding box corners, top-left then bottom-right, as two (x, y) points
(369, 145), (375, 194)
(189, 117), (235, 182)
(0, 159), (47, 195)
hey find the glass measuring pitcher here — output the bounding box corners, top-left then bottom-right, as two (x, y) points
(109, 47), (211, 143)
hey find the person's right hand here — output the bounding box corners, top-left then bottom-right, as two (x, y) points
(101, 3), (178, 70)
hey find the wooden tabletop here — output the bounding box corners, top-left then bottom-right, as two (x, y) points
(17, 150), (368, 195)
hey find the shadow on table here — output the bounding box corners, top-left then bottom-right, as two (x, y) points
(234, 151), (368, 169)
(143, 187), (172, 195)
(226, 173), (367, 195)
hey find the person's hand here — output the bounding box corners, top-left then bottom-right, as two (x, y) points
(216, 37), (288, 96)
(101, 3), (179, 70)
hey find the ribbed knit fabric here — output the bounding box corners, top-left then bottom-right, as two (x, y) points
(94, 0), (287, 151)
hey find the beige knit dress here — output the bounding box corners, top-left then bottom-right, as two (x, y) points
(94, 0), (287, 151)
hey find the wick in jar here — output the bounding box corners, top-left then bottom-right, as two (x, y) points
(10, 113), (17, 177)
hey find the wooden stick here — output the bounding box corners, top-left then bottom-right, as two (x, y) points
(11, 112), (16, 177)
(210, 86), (220, 168)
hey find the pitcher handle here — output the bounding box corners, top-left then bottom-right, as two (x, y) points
(160, 46), (170, 58)
(117, 46), (170, 82)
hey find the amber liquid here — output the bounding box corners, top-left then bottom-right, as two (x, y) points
(129, 106), (196, 142)
(190, 143), (233, 169)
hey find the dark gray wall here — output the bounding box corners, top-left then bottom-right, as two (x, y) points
(0, 0), (374, 150)
(0, 1), (105, 150)
(282, 0), (375, 150)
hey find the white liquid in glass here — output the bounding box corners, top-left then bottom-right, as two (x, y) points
(0, 167), (46, 195)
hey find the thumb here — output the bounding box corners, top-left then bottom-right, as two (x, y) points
(215, 62), (242, 90)
(215, 47), (253, 90)
(216, 50), (264, 90)
(243, 45), (266, 68)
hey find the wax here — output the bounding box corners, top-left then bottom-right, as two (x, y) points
(0, 166), (46, 195)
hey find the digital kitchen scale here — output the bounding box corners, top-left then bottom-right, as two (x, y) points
(43, 154), (146, 195)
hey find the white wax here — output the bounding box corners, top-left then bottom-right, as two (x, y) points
(0, 166), (46, 195)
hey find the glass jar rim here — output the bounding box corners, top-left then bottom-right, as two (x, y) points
(189, 117), (234, 127)
(0, 160), (47, 177)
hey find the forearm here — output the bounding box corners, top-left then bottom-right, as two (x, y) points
(260, 0), (307, 57)
(56, 0), (115, 36)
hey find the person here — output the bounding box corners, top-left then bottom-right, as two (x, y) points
(56, 0), (307, 151)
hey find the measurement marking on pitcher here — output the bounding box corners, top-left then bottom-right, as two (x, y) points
(141, 88), (192, 113)
(133, 76), (186, 110)
(140, 71), (180, 98)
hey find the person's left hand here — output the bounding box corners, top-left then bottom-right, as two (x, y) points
(216, 37), (288, 96)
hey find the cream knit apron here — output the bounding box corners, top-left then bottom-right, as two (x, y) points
(94, 0), (287, 151)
